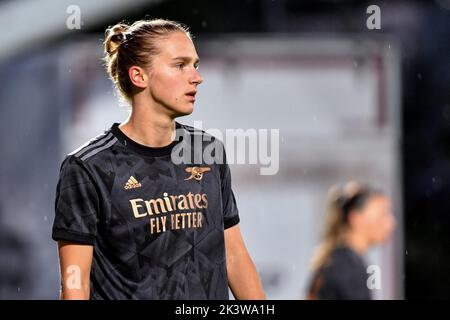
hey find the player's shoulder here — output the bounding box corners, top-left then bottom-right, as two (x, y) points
(66, 126), (118, 164)
(177, 122), (222, 145)
(324, 246), (366, 279)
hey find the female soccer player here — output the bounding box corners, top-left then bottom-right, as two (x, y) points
(307, 182), (395, 300)
(52, 19), (265, 300)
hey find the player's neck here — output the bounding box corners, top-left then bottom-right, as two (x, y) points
(120, 99), (176, 148)
(344, 232), (370, 255)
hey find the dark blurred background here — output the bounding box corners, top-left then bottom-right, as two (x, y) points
(1, 0), (449, 299)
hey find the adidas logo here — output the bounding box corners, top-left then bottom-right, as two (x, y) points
(124, 176), (142, 190)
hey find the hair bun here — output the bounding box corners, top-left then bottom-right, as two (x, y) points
(104, 23), (129, 56)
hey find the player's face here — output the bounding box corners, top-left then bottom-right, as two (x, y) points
(147, 32), (203, 117)
(360, 195), (395, 245)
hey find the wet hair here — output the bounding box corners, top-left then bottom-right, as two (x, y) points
(103, 19), (191, 102)
(310, 182), (383, 271)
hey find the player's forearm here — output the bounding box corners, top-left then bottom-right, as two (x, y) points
(61, 290), (90, 300)
(227, 253), (266, 300)
(57, 242), (93, 300)
(60, 283), (90, 300)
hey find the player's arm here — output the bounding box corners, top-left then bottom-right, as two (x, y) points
(57, 241), (93, 300)
(225, 224), (266, 299)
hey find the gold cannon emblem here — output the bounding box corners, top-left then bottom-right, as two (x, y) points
(184, 166), (211, 181)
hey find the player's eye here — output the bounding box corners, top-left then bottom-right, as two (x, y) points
(175, 63), (185, 69)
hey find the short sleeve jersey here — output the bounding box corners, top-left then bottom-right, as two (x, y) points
(52, 122), (240, 300)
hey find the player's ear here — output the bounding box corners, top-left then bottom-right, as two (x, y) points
(128, 66), (148, 89)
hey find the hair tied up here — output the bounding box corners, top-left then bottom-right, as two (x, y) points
(104, 23), (129, 56)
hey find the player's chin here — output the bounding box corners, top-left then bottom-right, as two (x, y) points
(374, 233), (389, 244)
(172, 103), (194, 117)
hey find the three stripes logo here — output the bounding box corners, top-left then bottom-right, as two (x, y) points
(124, 176), (142, 190)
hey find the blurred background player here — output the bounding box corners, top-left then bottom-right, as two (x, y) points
(307, 182), (395, 300)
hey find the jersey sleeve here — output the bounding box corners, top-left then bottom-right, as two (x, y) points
(51, 155), (99, 245)
(219, 146), (240, 229)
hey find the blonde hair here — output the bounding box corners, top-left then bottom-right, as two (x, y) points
(310, 182), (382, 272)
(103, 19), (191, 102)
